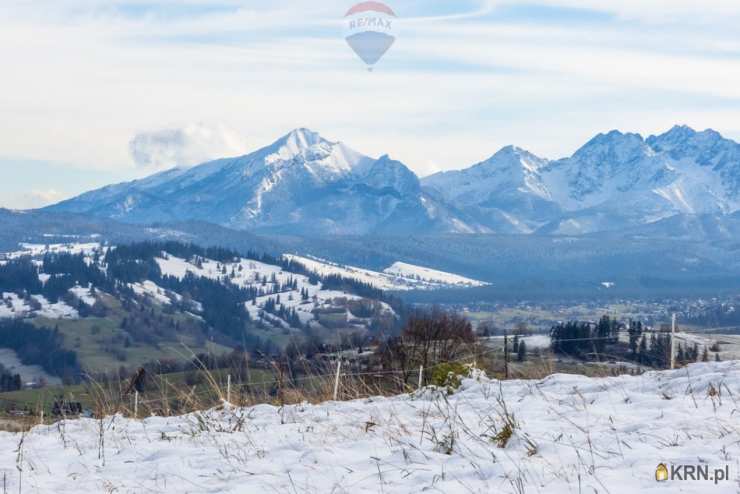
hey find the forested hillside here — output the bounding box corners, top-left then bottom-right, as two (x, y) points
(0, 241), (406, 379)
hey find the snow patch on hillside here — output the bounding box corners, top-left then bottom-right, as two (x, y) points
(0, 362), (737, 493)
(0, 348), (62, 386)
(130, 280), (180, 306)
(383, 262), (488, 288)
(285, 255), (488, 291)
(0, 292), (78, 319)
(6, 242), (102, 259)
(69, 285), (97, 306)
(0, 242), (395, 330)
(156, 254), (393, 328)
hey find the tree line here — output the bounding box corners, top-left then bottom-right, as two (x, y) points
(551, 315), (718, 368)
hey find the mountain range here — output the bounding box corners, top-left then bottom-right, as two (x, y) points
(47, 125), (740, 236)
(48, 129), (479, 235)
(424, 125), (740, 234)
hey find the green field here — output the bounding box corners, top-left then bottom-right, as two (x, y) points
(0, 366), (277, 417)
(31, 293), (233, 374)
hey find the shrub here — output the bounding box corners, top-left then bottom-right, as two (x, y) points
(431, 362), (469, 390)
(492, 421), (514, 448)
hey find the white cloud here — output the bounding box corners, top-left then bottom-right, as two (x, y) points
(11, 189), (66, 210)
(129, 123), (248, 169)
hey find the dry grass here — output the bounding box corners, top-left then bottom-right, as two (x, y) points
(0, 418), (36, 434)
(0, 343), (644, 430)
(477, 349), (646, 381)
(73, 362), (414, 423)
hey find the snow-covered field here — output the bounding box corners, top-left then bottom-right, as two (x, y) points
(1, 362), (738, 493)
(3, 242), (102, 260)
(383, 261), (488, 288)
(285, 254), (488, 291)
(0, 292), (79, 319)
(675, 332), (740, 361)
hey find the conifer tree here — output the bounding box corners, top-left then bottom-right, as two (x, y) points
(517, 339), (527, 362)
(638, 336), (648, 364)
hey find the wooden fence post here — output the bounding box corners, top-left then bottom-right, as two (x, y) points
(333, 360), (342, 401)
(227, 374), (232, 404)
(504, 331), (510, 379)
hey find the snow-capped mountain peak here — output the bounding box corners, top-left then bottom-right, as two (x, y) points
(424, 125), (740, 235)
(421, 145), (555, 233)
(356, 154), (421, 195)
(647, 125), (736, 165)
(483, 145), (550, 173)
(259, 128), (368, 178)
(648, 124), (697, 147)
(267, 128), (336, 161)
(570, 130), (652, 165)
(47, 129), (486, 235)
(280, 127), (326, 149)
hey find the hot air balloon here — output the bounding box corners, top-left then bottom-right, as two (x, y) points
(344, 1), (397, 71)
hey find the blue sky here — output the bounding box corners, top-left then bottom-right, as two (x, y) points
(2, 0), (740, 208)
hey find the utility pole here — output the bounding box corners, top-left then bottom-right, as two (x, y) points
(504, 330), (510, 379)
(670, 313), (676, 370)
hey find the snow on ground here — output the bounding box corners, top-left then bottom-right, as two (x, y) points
(69, 285), (97, 306)
(130, 280), (181, 306)
(0, 362), (738, 493)
(0, 244), (395, 330)
(383, 261), (488, 288)
(285, 254), (488, 291)
(156, 254), (392, 327)
(482, 334), (552, 350)
(33, 295), (79, 319)
(674, 332), (740, 361)
(156, 254), (289, 291)
(0, 292), (78, 319)
(521, 333), (552, 349)
(0, 292), (27, 318)
(0, 348), (62, 386)
(5, 242), (102, 259)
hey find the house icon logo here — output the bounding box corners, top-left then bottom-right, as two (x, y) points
(656, 463), (669, 481)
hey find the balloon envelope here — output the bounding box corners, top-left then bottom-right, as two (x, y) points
(345, 31), (396, 66)
(344, 1), (397, 68)
(345, 1), (396, 17)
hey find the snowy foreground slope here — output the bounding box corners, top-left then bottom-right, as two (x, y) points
(2, 363), (739, 493)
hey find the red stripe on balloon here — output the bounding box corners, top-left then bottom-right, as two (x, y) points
(345, 1), (396, 17)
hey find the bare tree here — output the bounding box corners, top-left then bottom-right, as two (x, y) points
(402, 311), (476, 372)
(375, 310), (477, 388)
